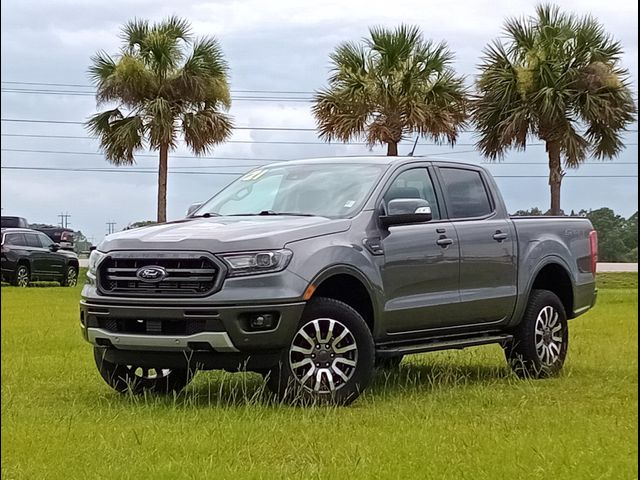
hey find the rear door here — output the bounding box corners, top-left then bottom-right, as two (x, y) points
(378, 165), (461, 334)
(436, 166), (517, 325)
(24, 233), (51, 277)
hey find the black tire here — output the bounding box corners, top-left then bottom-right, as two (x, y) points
(504, 289), (568, 379)
(265, 297), (375, 405)
(375, 355), (404, 369)
(12, 263), (30, 287)
(61, 265), (78, 287)
(93, 347), (195, 394)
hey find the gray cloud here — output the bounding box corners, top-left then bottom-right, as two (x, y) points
(1, 0), (637, 240)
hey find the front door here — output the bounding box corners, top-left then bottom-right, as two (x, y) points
(34, 232), (65, 277)
(378, 167), (461, 334)
(437, 166), (517, 325)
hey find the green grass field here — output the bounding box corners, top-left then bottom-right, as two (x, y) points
(2, 273), (637, 479)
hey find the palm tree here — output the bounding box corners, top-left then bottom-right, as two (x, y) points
(86, 17), (233, 222)
(473, 4), (636, 215)
(312, 25), (467, 156)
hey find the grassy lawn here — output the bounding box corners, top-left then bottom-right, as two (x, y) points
(1, 273), (637, 479)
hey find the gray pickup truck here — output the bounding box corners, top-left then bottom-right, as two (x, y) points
(81, 156), (598, 404)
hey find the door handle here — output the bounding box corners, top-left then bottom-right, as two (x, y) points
(492, 231), (508, 242)
(436, 237), (454, 247)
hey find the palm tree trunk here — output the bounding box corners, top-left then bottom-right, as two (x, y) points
(157, 144), (169, 223)
(387, 141), (398, 156)
(547, 140), (563, 216)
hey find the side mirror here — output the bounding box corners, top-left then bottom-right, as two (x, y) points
(380, 198), (433, 228)
(186, 202), (203, 217)
(89, 245), (97, 252)
(50, 243), (61, 252)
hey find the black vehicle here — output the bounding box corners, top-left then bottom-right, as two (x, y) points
(31, 226), (75, 251)
(1, 216), (29, 228)
(1, 228), (80, 287)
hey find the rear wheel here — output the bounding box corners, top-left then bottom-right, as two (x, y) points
(265, 297), (375, 405)
(504, 289), (568, 379)
(93, 347), (195, 394)
(61, 265), (78, 287)
(12, 264), (30, 287)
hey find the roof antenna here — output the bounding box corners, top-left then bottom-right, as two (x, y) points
(407, 136), (419, 156)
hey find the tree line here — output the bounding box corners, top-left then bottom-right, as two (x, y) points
(86, 4), (636, 223)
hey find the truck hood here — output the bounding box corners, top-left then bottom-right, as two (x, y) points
(99, 216), (351, 253)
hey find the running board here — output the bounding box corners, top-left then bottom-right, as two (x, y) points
(376, 333), (513, 358)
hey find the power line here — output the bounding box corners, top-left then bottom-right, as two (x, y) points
(1, 89), (314, 102)
(2, 133), (639, 154)
(2, 165), (637, 179)
(2, 147), (638, 167)
(2, 117), (638, 134)
(0, 132), (538, 147)
(0, 148), (282, 162)
(0, 118), (320, 131)
(1, 80), (314, 95)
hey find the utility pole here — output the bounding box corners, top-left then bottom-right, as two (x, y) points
(106, 221), (117, 235)
(58, 212), (71, 228)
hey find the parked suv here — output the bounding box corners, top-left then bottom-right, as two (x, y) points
(1, 228), (80, 287)
(81, 157), (597, 404)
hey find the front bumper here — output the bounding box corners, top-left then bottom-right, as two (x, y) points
(80, 299), (306, 353)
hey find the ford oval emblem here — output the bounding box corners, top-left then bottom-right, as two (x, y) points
(136, 266), (167, 282)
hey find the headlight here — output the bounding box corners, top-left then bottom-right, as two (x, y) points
(88, 250), (107, 276)
(220, 249), (292, 277)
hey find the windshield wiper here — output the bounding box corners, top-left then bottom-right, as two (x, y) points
(229, 210), (316, 217)
(190, 212), (220, 218)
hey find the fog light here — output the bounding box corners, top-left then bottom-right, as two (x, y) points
(249, 313), (275, 330)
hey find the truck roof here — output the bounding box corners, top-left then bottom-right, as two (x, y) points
(264, 155), (480, 168)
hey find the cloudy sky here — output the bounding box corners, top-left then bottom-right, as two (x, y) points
(1, 0), (637, 242)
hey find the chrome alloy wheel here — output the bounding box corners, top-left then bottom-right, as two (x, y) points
(289, 318), (358, 394)
(16, 266), (29, 287)
(66, 267), (78, 287)
(534, 306), (564, 365)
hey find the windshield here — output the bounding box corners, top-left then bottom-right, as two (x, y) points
(194, 163), (386, 218)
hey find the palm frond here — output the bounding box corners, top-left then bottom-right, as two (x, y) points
(120, 18), (149, 51)
(86, 110), (144, 165)
(144, 98), (176, 150)
(181, 109), (233, 155)
(313, 25), (466, 151)
(473, 3), (636, 167)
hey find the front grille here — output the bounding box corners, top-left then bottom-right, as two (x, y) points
(98, 252), (222, 297)
(98, 318), (209, 335)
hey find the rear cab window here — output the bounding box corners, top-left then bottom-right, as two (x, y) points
(439, 167), (493, 219)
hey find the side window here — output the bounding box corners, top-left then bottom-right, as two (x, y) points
(24, 234), (41, 248)
(37, 233), (54, 248)
(382, 168), (441, 220)
(440, 168), (493, 219)
(4, 233), (27, 246)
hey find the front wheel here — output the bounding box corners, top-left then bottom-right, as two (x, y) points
(265, 297), (375, 405)
(504, 289), (568, 379)
(93, 348), (195, 394)
(12, 264), (30, 287)
(61, 265), (78, 287)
